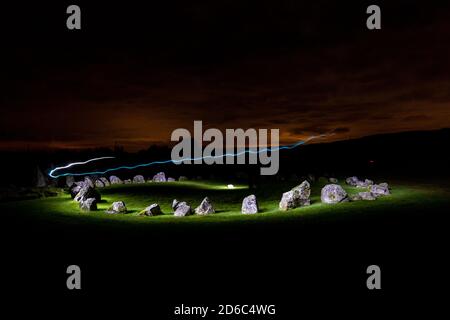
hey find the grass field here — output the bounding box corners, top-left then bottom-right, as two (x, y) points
(1, 178), (449, 230)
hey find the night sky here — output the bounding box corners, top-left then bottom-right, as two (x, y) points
(1, 1), (450, 151)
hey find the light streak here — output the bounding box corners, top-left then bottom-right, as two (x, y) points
(48, 134), (330, 178)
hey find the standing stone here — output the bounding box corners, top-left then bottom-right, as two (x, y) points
(74, 185), (101, 203)
(172, 199), (180, 210)
(109, 176), (122, 184)
(80, 198), (97, 211)
(106, 201), (127, 214)
(195, 197), (215, 215)
(35, 166), (47, 188)
(133, 175), (145, 184)
(141, 204), (162, 216)
(65, 176), (75, 188)
(242, 195), (259, 214)
(153, 172), (167, 182)
(370, 184), (390, 196)
(279, 180), (311, 211)
(174, 201), (192, 217)
(321, 184), (348, 204)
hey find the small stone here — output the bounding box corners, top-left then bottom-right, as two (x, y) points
(153, 172), (167, 182)
(329, 177), (338, 183)
(174, 202), (192, 217)
(109, 176), (122, 184)
(124, 179), (132, 184)
(133, 175), (145, 184)
(106, 201), (127, 214)
(370, 184), (390, 196)
(178, 176), (188, 181)
(279, 180), (311, 211)
(167, 177), (176, 182)
(141, 204), (162, 216)
(242, 195), (259, 214)
(195, 197), (215, 215)
(321, 184), (348, 204)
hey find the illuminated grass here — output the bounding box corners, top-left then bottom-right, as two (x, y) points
(1, 179), (449, 229)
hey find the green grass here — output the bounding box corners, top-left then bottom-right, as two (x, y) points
(1, 178), (449, 230)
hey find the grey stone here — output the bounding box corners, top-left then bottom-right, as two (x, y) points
(69, 184), (83, 199)
(100, 177), (110, 187)
(195, 197), (215, 215)
(370, 184), (390, 196)
(141, 203), (162, 216)
(329, 177), (338, 183)
(80, 198), (97, 211)
(358, 192), (377, 201)
(74, 185), (101, 203)
(321, 184), (348, 204)
(106, 201), (127, 214)
(124, 179), (132, 184)
(178, 176), (188, 181)
(35, 166), (47, 188)
(109, 176), (122, 184)
(242, 195), (259, 214)
(167, 177), (176, 182)
(153, 172), (166, 182)
(174, 202), (192, 217)
(84, 177), (95, 188)
(356, 179), (374, 188)
(133, 175), (145, 184)
(95, 180), (105, 188)
(379, 182), (390, 189)
(345, 176), (359, 186)
(172, 199), (180, 210)
(279, 180), (311, 211)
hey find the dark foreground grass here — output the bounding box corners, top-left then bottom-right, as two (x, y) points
(1, 178), (449, 231)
